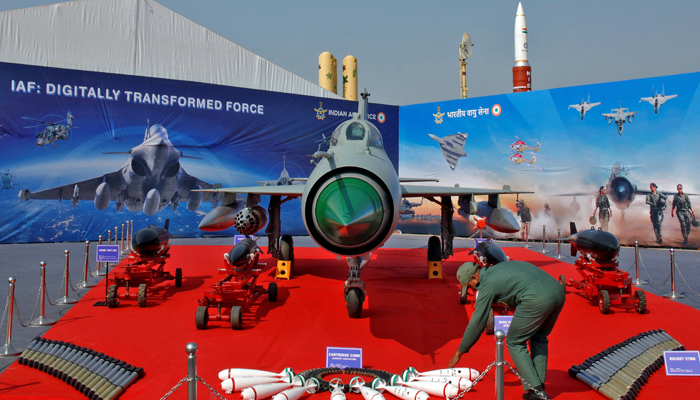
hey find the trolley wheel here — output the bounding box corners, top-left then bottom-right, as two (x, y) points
(634, 290), (647, 314)
(195, 306), (209, 330)
(107, 284), (118, 308)
(137, 284), (147, 308)
(175, 268), (182, 288)
(486, 308), (495, 335)
(598, 290), (611, 314)
(346, 288), (363, 319)
(427, 236), (441, 262)
(559, 275), (567, 294)
(230, 306), (242, 330)
(460, 289), (468, 305)
(280, 235), (295, 273)
(268, 282), (278, 302)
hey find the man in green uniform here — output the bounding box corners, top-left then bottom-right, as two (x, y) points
(645, 183), (667, 244)
(516, 199), (532, 243)
(450, 243), (565, 400)
(593, 186), (612, 231)
(671, 183), (695, 245)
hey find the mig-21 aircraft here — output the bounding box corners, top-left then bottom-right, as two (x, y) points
(196, 90), (529, 318)
(19, 124), (226, 215)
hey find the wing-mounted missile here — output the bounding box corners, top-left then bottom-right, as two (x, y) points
(132, 219), (170, 258)
(198, 191), (246, 232)
(457, 189), (520, 234)
(568, 222), (620, 261)
(187, 184), (203, 211)
(94, 181), (111, 210)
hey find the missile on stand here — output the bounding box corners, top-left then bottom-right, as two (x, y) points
(568, 223), (620, 261)
(219, 367), (294, 381)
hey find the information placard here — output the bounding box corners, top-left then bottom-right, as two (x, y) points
(96, 245), (121, 262)
(494, 315), (513, 335)
(326, 347), (362, 369)
(664, 350), (700, 376)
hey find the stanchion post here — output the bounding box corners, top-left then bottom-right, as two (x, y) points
(114, 226), (119, 250)
(30, 262), (56, 326)
(80, 241), (95, 289)
(125, 221), (130, 251)
(557, 228), (563, 259)
(632, 241), (647, 286)
(94, 235), (106, 277)
(120, 223), (125, 253)
(187, 342), (198, 400)
(494, 330), (505, 400)
(0, 277), (21, 356)
(130, 220), (134, 250)
(108, 230), (112, 245)
(541, 225), (548, 254)
(56, 250), (77, 305)
(663, 248), (685, 299)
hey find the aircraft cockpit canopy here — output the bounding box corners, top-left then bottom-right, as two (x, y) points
(330, 121), (384, 149)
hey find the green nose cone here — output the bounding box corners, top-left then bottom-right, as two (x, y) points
(315, 178), (385, 246)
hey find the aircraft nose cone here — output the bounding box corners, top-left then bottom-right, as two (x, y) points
(314, 178), (385, 246)
(487, 208), (520, 233)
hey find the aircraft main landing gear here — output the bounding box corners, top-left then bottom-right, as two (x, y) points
(344, 256), (367, 318)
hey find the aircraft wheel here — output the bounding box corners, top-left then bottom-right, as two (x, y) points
(427, 236), (441, 262)
(195, 306), (209, 330)
(346, 288), (363, 319)
(634, 290), (647, 314)
(137, 284), (147, 308)
(486, 308), (495, 335)
(280, 235), (295, 274)
(268, 282), (278, 302)
(175, 268), (182, 288)
(598, 290), (611, 314)
(460, 289), (468, 305)
(559, 275), (567, 294)
(230, 306), (243, 330)
(107, 285), (118, 308)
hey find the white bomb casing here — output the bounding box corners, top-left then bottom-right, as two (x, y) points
(271, 379), (319, 400)
(222, 377), (291, 394)
(241, 382), (293, 400)
(219, 368), (294, 381)
(400, 381), (459, 398)
(404, 367), (479, 381)
(383, 386), (430, 400)
(409, 376), (472, 391)
(329, 378), (346, 400)
(350, 377), (386, 400)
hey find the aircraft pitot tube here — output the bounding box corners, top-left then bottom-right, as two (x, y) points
(370, 378), (430, 400)
(402, 367), (479, 381)
(350, 377), (386, 400)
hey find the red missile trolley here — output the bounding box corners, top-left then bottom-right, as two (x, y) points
(195, 239), (277, 330)
(561, 254), (646, 315)
(106, 249), (181, 308)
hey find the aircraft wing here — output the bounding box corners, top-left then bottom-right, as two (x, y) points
(400, 184), (531, 198)
(584, 102), (601, 111)
(194, 185), (306, 197)
(602, 112), (615, 118)
(568, 104), (583, 111)
(640, 97), (655, 105)
(624, 111), (638, 117)
(20, 171), (124, 201)
(657, 95), (677, 105)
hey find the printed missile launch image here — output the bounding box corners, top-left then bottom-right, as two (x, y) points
(513, 2), (531, 92)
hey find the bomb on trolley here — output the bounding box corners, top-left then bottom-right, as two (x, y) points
(107, 220), (182, 308)
(560, 223), (646, 314)
(195, 238), (277, 330)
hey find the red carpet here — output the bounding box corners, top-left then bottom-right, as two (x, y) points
(0, 245), (697, 400)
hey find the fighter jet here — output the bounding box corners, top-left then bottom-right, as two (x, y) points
(196, 90), (527, 318)
(19, 124), (226, 215)
(256, 155), (306, 186)
(428, 132), (468, 170)
(603, 102), (637, 136)
(640, 85), (677, 115)
(23, 112), (76, 147)
(568, 94), (601, 121)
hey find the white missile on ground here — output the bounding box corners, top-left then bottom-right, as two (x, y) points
(400, 381), (459, 398)
(329, 378), (346, 400)
(371, 378), (430, 400)
(271, 378), (320, 400)
(241, 382), (293, 400)
(403, 367), (479, 381)
(219, 368), (294, 381)
(407, 376), (473, 391)
(350, 377), (386, 400)
(222, 376), (294, 394)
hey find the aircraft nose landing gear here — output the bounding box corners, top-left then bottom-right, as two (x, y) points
(344, 256), (367, 318)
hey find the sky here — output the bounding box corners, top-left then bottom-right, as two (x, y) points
(1, 0), (698, 106)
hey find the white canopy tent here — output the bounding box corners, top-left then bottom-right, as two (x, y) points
(0, 0), (342, 99)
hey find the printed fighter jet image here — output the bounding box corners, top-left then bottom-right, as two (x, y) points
(603, 102), (637, 136)
(428, 132), (468, 170)
(197, 90), (529, 319)
(256, 154), (306, 186)
(568, 94), (601, 120)
(640, 85), (677, 115)
(19, 124), (226, 215)
(23, 112), (76, 147)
